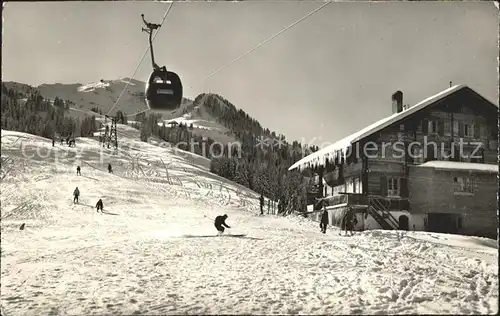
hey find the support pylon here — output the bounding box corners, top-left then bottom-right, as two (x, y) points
(103, 115), (118, 149)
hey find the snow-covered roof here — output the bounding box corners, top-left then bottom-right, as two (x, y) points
(414, 161), (498, 173)
(289, 84), (470, 171)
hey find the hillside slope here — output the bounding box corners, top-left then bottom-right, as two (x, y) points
(1, 126), (498, 315)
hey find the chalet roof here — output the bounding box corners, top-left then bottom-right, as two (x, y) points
(413, 161), (498, 173)
(289, 84), (488, 171)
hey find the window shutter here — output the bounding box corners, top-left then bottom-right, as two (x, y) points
(422, 119), (428, 134)
(400, 177), (408, 198)
(458, 122), (464, 137)
(380, 176), (387, 196)
(438, 121), (445, 136)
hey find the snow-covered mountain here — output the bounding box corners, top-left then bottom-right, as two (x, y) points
(4, 78), (192, 117)
(1, 125), (498, 315)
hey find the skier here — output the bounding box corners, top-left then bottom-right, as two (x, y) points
(108, 163), (113, 173)
(320, 208), (329, 234)
(214, 214), (231, 235)
(259, 193), (265, 215)
(96, 199), (104, 213)
(341, 208), (358, 236)
(60, 138), (64, 145)
(76, 166), (81, 176)
(73, 187), (80, 204)
(52, 139), (55, 147)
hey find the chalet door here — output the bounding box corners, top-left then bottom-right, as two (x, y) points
(425, 144), (436, 162)
(398, 215), (409, 231)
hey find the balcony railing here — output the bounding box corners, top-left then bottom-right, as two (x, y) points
(321, 193), (409, 210)
(320, 193), (362, 207)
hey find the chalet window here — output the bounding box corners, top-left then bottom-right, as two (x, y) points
(474, 124), (480, 139)
(399, 124), (405, 131)
(397, 132), (404, 142)
(428, 120), (439, 134)
(480, 125), (486, 139)
(458, 122), (465, 137)
(453, 121), (459, 136)
(444, 121), (451, 136)
(422, 119), (428, 134)
(413, 147), (424, 164)
(454, 176), (474, 194)
(353, 177), (362, 194)
(387, 177), (401, 197)
(345, 178), (354, 193)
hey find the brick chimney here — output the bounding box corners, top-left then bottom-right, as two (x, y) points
(392, 90), (403, 114)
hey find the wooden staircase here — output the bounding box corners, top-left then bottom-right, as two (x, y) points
(368, 195), (399, 230)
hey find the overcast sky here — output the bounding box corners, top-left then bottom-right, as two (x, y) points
(3, 1), (498, 146)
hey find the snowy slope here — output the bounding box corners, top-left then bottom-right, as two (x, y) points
(162, 111), (222, 131)
(1, 127), (498, 315)
(158, 94), (239, 145)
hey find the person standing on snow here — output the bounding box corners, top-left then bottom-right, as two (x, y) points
(341, 208), (357, 236)
(73, 187), (80, 204)
(259, 193), (265, 215)
(76, 166), (81, 176)
(320, 208), (329, 234)
(214, 214), (231, 235)
(96, 199), (104, 213)
(108, 163), (113, 173)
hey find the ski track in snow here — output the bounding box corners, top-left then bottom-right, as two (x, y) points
(1, 128), (498, 315)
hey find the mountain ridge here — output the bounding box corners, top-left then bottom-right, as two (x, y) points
(2, 79), (306, 152)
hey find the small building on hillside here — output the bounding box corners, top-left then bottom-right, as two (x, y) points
(289, 84), (498, 239)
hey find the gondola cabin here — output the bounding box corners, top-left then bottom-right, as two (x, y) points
(145, 69), (183, 111)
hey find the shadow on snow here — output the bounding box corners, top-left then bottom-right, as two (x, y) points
(179, 234), (262, 240)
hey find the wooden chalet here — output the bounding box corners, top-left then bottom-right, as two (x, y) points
(290, 84), (498, 238)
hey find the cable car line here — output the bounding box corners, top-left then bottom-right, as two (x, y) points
(201, 0), (332, 85)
